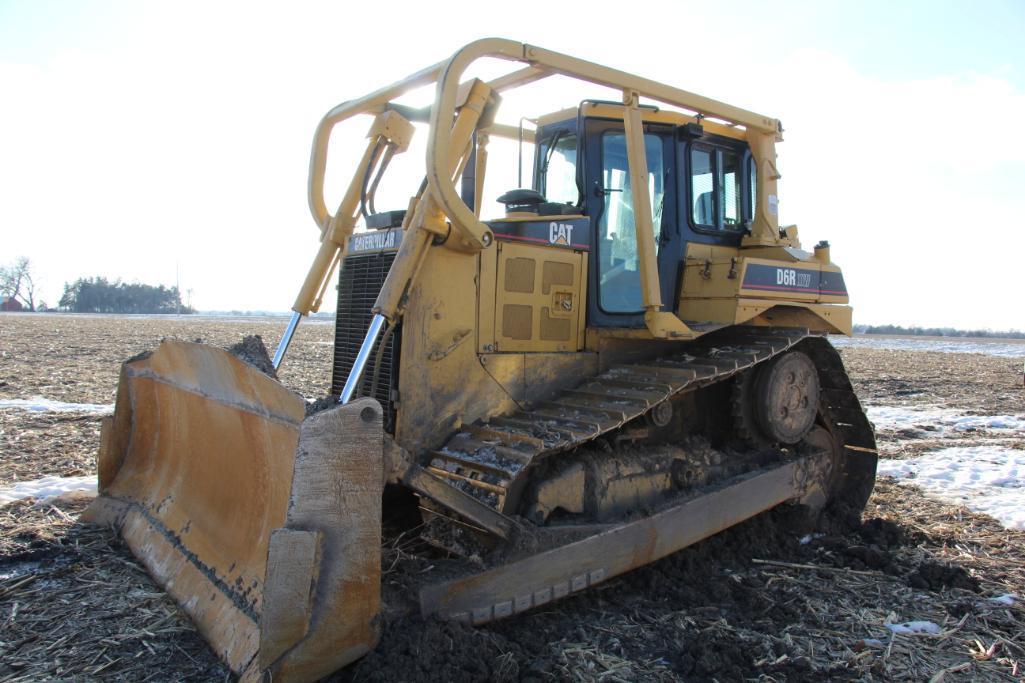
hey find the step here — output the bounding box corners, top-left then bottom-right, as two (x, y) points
(488, 416), (589, 445)
(536, 402), (621, 431)
(442, 436), (535, 464)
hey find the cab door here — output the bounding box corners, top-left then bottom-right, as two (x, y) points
(583, 119), (680, 328)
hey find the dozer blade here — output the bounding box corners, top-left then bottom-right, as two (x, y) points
(82, 340), (384, 682)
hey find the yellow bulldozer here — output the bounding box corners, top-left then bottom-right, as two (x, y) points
(84, 39), (877, 682)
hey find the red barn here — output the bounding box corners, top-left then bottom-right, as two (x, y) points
(1, 296), (24, 312)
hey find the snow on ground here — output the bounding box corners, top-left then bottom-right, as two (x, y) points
(0, 475), (97, 506)
(885, 620), (941, 635)
(831, 336), (1025, 358)
(867, 406), (1025, 435)
(0, 397), (114, 414)
(878, 446), (1025, 530)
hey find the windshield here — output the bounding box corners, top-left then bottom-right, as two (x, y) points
(538, 133), (579, 206)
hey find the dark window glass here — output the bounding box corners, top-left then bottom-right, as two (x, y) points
(598, 132), (665, 313)
(690, 148), (714, 226)
(749, 156), (757, 217)
(539, 134), (578, 205)
(722, 151), (741, 226)
(690, 145), (746, 232)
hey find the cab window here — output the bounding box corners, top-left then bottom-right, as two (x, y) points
(538, 133), (579, 206)
(690, 145), (745, 231)
(598, 131), (665, 313)
(722, 151), (741, 226)
(748, 156), (757, 216)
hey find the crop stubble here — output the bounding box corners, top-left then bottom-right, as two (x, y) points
(0, 315), (1022, 681)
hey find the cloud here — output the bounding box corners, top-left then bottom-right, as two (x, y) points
(1, 6), (1022, 329)
(751, 49), (1025, 328)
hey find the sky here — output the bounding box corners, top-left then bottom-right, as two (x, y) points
(1, 0), (1023, 329)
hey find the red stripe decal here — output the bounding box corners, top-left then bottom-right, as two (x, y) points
(744, 283), (847, 295)
(743, 283), (820, 293)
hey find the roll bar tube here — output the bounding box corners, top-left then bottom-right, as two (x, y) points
(307, 38), (781, 237)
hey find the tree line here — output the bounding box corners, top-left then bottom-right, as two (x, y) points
(853, 324), (1024, 340)
(3, 258), (193, 314)
(58, 277), (193, 314)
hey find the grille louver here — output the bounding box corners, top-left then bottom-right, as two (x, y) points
(330, 250), (399, 432)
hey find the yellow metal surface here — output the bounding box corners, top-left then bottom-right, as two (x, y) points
(743, 128), (783, 245)
(394, 235), (597, 451)
(489, 241), (586, 352)
(84, 342), (384, 681)
(623, 92), (662, 314)
(294, 110), (416, 315)
(374, 80), (494, 321)
(537, 103), (749, 141)
(679, 243), (852, 334)
(299, 37), (817, 352)
(682, 298), (851, 334)
(307, 38), (780, 243)
(81, 38), (870, 683)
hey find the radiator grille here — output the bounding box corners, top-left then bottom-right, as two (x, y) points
(331, 250), (400, 432)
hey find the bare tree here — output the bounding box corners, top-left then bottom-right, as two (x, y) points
(0, 257), (37, 311)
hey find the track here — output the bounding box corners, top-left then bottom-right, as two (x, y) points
(426, 327), (877, 519)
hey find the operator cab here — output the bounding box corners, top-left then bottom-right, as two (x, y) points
(496, 103), (759, 329)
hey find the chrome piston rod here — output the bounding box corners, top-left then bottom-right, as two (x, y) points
(340, 313), (386, 404)
(272, 310), (303, 370)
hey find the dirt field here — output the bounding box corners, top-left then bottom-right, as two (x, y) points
(1, 314), (1023, 682)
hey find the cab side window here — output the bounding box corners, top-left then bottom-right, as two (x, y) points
(721, 151), (741, 226)
(539, 134), (579, 206)
(690, 144), (747, 232)
(748, 156), (757, 216)
(690, 149), (714, 226)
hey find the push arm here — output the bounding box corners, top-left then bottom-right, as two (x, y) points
(273, 111), (415, 368)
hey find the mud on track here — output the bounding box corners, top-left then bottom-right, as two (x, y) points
(1, 314), (1023, 681)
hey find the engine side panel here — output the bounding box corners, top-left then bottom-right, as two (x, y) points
(395, 243), (596, 455)
(680, 242), (852, 334)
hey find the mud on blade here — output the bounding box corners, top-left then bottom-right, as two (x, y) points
(83, 340), (385, 682)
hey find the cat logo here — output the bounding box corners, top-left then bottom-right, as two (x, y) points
(549, 222), (574, 246)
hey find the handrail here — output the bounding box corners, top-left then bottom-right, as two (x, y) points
(307, 38), (781, 235)
(308, 60), (445, 229)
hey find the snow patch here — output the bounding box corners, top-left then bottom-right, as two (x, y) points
(990, 593), (1017, 606)
(867, 406), (1025, 435)
(0, 396), (114, 414)
(878, 446), (1025, 530)
(0, 475), (97, 506)
(885, 620), (941, 635)
(831, 336), (1025, 358)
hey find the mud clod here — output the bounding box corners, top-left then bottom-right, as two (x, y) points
(226, 335), (277, 378)
(908, 559), (980, 592)
(343, 617), (524, 682)
(859, 516), (912, 547)
(305, 394), (339, 416)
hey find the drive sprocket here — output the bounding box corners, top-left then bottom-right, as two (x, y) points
(732, 350), (820, 446)
(755, 350), (820, 444)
